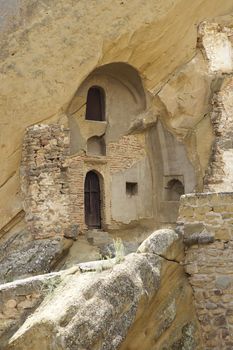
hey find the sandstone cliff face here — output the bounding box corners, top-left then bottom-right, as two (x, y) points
(1, 2), (233, 349)
(1, 0), (233, 235)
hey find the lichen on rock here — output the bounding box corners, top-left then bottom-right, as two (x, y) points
(4, 229), (201, 350)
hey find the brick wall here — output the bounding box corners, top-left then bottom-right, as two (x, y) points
(69, 134), (146, 232)
(21, 126), (146, 235)
(21, 125), (72, 239)
(178, 192), (233, 349)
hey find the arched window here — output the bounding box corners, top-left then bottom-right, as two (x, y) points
(165, 179), (184, 201)
(85, 86), (105, 121)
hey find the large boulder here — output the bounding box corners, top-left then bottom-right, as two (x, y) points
(0, 228), (72, 283)
(5, 229), (202, 350)
(137, 228), (183, 261)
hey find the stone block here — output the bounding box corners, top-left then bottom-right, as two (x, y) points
(179, 206), (194, 217)
(196, 196), (211, 206)
(213, 205), (229, 213)
(184, 223), (204, 236)
(2, 307), (19, 319)
(215, 276), (232, 289)
(222, 294), (233, 303)
(194, 214), (206, 221)
(64, 224), (79, 240)
(198, 266), (215, 274)
(5, 300), (17, 309)
(215, 228), (231, 240)
(195, 206), (211, 215)
(185, 263), (198, 275)
(206, 302), (218, 310)
(213, 315), (227, 327)
(222, 213), (233, 219)
(17, 299), (36, 309)
(184, 230), (214, 247)
(222, 327), (230, 339)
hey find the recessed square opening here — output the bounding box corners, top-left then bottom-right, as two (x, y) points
(126, 182), (138, 196)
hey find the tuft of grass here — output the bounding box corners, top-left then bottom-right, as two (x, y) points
(40, 278), (61, 296)
(113, 238), (125, 264)
(95, 238), (125, 273)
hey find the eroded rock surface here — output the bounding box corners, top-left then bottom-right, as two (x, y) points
(5, 229), (202, 350)
(0, 226), (72, 283)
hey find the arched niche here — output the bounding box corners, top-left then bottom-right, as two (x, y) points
(165, 178), (184, 201)
(87, 136), (106, 156)
(67, 62), (147, 153)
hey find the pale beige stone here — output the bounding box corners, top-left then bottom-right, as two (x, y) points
(5, 300), (17, 309)
(17, 300), (35, 310)
(215, 228), (231, 241)
(201, 22), (233, 73)
(158, 53), (212, 133)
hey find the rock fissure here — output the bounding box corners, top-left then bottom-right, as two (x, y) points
(156, 253), (181, 264)
(0, 171), (16, 190)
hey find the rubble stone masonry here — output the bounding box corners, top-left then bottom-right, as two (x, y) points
(178, 192), (233, 349)
(21, 125), (71, 239)
(0, 272), (61, 348)
(21, 124), (146, 236)
(204, 77), (233, 192)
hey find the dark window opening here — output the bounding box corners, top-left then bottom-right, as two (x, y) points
(126, 182), (138, 196)
(85, 86), (105, 121)
(165, 179), (184, 201)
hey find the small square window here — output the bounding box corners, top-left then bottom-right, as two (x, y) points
(126, 182), (138, 196)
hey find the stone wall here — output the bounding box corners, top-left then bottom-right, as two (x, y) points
(204, 77), (233, 192)
(178, 192), (233, 349)
(0, 272), (61, 348)
(200, 22), (233, 192)
(69, 133), (151, 232)
(21, 125), (72, 239)
(20, 124), (152, 235)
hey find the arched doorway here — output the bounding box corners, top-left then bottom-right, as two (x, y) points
(84, 171), (101, 228)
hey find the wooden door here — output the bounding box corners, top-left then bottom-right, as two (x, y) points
(84, 171), (101, 228)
